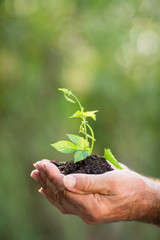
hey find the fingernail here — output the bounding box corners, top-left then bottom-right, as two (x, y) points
(38, 188), (46, 197)
(33, 161), (41, 169)
(38, 188), (42, 193)
(63, 175), (76, 188)
(31, 172), (38, 181)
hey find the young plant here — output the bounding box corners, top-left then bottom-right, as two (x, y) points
(51, 88), (123, 169)
(51, 88), (97, 163)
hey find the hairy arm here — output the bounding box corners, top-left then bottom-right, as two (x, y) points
(139, 176), (160, 225)
(31, 160), (160, 226)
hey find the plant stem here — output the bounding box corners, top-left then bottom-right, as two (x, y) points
(83, 118), (88, 141)
(86, 123), (95, 154)
(71, 93), (83, 110)
(70, 90), (96, 154)
(71, 92), (88, 141)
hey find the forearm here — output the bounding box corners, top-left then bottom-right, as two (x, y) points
(139, 176), (160, 226)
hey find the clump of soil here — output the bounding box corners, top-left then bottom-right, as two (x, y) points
(52, 154), (113, 175)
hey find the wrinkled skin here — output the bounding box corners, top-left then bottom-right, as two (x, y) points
(31, 160), (160, 225)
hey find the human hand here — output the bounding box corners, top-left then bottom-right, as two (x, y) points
(30, 160), (160, 225)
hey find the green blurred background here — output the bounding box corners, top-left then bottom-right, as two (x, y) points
(0, 0), (160, 239)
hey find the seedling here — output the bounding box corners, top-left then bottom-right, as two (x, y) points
(51, 88), (123, 169)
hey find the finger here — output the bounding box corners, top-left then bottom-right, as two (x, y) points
(34, 160), (63, 191)
(33, 159), (51, 172)
(37, 161), (65, 188)
(40, 161), (62, 177)
(33, 160), (49, 181)
(30, 169), (46, 187)
(39, 187), (46, 196)
(31, 166), (55, 191)
(36, 162), (66, 198)
(39, 188), (75, 215)
(63, 172), (120, 194)
(30, 170), (49, 187)
(34, 159), (51, 168)
(30, 169), (39, 182)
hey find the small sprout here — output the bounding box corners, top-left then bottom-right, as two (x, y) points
(51, 88), (123, 169)
(58, 88), (76, 103)
(51, 88), (97, 163)
(58, 88), (69, 94)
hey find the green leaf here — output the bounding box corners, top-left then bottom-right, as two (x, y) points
(58, 88), (75, 103)
(70, 110), (83, 119)
(74, 150), (90, 163)
(64, 95), (75, 103)
(104, 148), (123, 169)
(83, 110), (98, 121)
(51, 141), (77, 154)
(58, 88), (69, 94)
(66, 134), (90, 150)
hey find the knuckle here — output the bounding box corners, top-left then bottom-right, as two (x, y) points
(83, 218), (96, 225)
(41, 159), (49, 162)
(82, 177), (93, 192)
(88, 209), (103, 222)
(42, 176), (52, 190)
(90, 212), (100, 221)
(41, 162), (47, 171)
(41, 175), (47, 188)
(42, 174), (47, 183)
(60, 208), (68, 215)
(85, 180), (92, 191)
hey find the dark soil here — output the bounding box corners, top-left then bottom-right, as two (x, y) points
(52, 154), (113, 175)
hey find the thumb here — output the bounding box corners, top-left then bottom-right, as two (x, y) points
(63, 173), (112, 194)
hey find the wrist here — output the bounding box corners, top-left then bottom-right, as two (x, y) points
(139, 177), (160, 226)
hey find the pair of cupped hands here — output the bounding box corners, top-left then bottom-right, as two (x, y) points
(30, 159), (151, 225)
